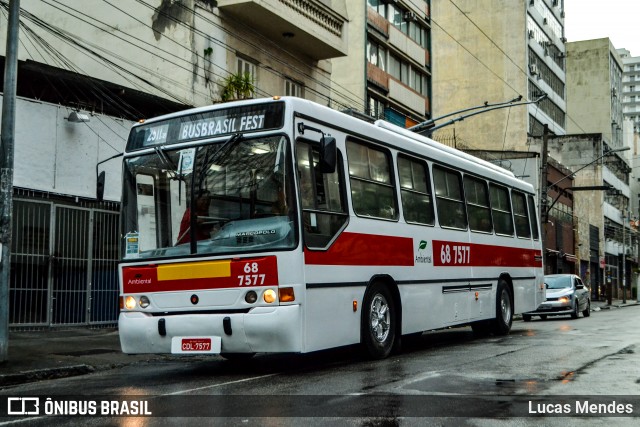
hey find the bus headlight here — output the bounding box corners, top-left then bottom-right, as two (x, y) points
(245, 290), (258, 304)
(139, 296), (150, 308)
(124, 296), (136, 310)
(263, 289), (277, 304)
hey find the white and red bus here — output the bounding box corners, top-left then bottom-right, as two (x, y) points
(118, 96), (544, 359)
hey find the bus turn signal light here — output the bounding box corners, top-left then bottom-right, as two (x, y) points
(279, 287), (295, 302)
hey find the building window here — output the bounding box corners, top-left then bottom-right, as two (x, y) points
(367, 0), (386, 17)
(367, 95), (385, 119)
(237, 57), (256, 80)
(367, 40), (386, 71)
(285, 79), (303, 97)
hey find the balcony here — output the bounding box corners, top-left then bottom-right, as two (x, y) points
(218, 0), (348, 60)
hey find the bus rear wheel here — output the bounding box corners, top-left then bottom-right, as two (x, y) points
(361, 282), (396, 359)
(492, 280), (513, 335)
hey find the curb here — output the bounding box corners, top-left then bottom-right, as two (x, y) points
(0, 365), (95, 388)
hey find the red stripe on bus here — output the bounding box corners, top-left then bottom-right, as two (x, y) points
(122, 256), (279, 293)
(432, 240), (542, 267)
(304, 232), (414, 266)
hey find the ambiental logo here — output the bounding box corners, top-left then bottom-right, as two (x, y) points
(415, 240), (432, 264)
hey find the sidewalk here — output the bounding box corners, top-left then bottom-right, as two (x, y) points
(0, 328), (173, 388)
(1, 299), (638, 388)
(590, 297), (639, 311)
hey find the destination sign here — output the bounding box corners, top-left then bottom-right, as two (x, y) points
(126, 102), (284, 151)
(178, 114), (265, 141)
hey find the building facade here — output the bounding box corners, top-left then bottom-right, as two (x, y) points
(565, 38), (635, 300)
(431, 0), (567, 150)
(617, 48), (640, 222)
(0, 0), (349, 327)
(331, 0), (432, 126)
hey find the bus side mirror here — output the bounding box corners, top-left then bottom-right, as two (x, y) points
(319, 136), (336, 174)
(97, 171), (106, 202)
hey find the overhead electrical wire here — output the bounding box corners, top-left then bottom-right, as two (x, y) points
(129, 0), (363, 109)
(0, 4), (130, 151)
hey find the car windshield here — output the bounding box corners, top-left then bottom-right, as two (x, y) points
(545, 276), (572, 290)
(121, 134), (297, 259)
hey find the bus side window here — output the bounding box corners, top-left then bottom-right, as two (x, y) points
(297, 140), (347, 249)
(464, 175), (492, 233)
(512, 191), (531, 238)
(527, 195), (540, 240)
(433, 166), (467, 229)
(397, 155), (434, 225)
(490, 184), (514, 236)
(346, 139), (397, 220)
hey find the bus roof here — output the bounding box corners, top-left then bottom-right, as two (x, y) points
(129, 96), (533, 193)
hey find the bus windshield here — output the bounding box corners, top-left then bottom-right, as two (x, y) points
(121, 134), (297, 259)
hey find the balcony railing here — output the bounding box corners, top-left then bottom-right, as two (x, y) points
(218, 0), (348, 60)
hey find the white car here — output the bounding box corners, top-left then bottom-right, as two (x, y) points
(523, 274), (591, 321)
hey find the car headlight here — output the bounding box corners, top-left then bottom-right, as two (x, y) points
(558, 296), (570, 304)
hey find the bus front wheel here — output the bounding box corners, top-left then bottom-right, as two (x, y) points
(361, 282), (396, 359)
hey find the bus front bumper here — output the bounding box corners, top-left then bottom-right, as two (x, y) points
(118, 305), (301, 354)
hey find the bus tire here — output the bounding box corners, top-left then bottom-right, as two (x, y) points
(492, 279), (513, 336)
(361, 282), (396, 359)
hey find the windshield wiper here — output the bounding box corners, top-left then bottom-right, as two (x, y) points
(201, 133), (244, 174)
(154, 146), (179, 179)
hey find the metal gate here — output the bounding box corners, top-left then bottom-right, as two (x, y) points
(9, 199), (119, 328)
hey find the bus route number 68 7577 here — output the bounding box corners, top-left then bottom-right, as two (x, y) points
(238, 262), (266, 286)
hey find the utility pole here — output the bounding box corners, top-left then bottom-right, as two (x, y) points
(539, 124), (549, 271)
(622, 207), (627, 304)
(0, 0), (20, 363)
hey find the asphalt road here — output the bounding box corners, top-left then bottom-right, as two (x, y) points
(1, 306), (639, 426)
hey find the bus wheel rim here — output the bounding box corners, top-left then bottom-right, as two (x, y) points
(500, 289), (511, 322)
(370, 294), (390, 342)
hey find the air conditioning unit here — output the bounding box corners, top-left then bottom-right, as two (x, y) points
(529, 0), (534, 5)
(552, 0), (558, 6)
(528, 30), (534, 39)
(558, 52), (565, 58)
(561, 37), (567, 43)
(529, 64), (539, 75)
(403, 11), (417, 21)
(543, 18), (548, 25)
(612, 87), (618, 97)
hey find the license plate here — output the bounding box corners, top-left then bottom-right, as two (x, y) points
(171, 336), (221, 354)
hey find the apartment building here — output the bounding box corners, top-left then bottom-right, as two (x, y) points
(0, 0), (349, 327)
(561, 38), (634, 299)
(431, 0), (567, 150)
(331, 0), (432, 126)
